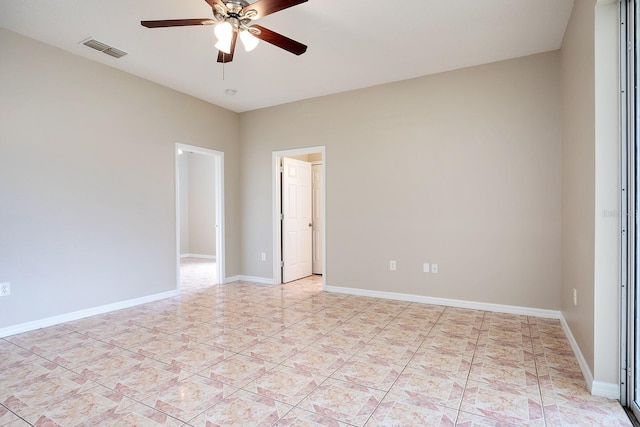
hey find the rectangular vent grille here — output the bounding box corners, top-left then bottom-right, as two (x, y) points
(82, 39), (127, 58)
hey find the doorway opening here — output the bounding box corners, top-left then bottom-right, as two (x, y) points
(175, 143), (225, 291)
(272, 146), (326, 288)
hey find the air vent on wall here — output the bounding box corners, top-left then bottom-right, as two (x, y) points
(81, 38), (127, 58)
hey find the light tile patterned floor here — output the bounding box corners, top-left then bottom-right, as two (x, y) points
(0, 258), (632, 426)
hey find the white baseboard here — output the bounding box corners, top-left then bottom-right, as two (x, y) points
(225, 275), (277, 285)
(0, 289), (179, 338)
(559, 314), (594, 391)
(325, 285), (561, 319)
(560, 314), (620, 400)
(180, 254), (216, 260)
(592, 381), (620, 399)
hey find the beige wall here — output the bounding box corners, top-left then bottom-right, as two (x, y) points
(188, 153), (217, 256)
(0, 29), (240, 329)
(179, 154), (190, 254)
(560, 0), (621, 392)
(240, 51), (562, 309)
(560, 0), (598, 379)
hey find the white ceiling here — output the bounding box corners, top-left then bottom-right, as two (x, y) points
(0, 0), (574, 113)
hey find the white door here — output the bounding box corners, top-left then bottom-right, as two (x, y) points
(282, 157), (312, 283)
(312, 163), (323, 274)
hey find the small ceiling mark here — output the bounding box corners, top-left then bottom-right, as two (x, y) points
(225, 89), (237, 95)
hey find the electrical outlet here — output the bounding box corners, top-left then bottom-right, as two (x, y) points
(573, 288), (577, 306)
(390, 260), (397, 271)
(0, 282), (10, 297)
(261, 252), (266, 261)
(431, 264), (439, 274)
(423, 263), (430, 273)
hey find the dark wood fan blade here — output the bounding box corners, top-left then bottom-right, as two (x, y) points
(141, 19), (215, 28)
(217, 31), (238, 63)
(251, 25), (307, 55)
(203, 0), (226, 13)
(249, 0), (308, 19)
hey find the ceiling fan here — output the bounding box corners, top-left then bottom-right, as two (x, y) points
(141, 0), (308, 63)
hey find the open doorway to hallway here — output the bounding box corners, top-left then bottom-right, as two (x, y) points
(175, 143), (225, 290)
(272, 147), (326, 287)
(180, 257), (217, 292)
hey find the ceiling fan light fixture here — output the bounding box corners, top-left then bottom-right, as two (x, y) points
(239, 30), (259, 52)
(214, 21), (233, 41)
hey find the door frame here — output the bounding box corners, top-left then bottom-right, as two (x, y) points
(272, 146), (326, 288)
(175, 143), (225, 289)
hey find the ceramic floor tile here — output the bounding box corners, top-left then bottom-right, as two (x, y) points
(274, 325), (327, 346)
(166, 341), (234, 373)
(460, 380), (544, 425)
(0, 405), (21, 426)
(313, 334), (367, 357)
(132, 335), (192, 362)
(468, 357), (539, 387)
(473, 343), (536, 367)
(210, 330), (262, 352)
(10, 331), (92, 358)
(298, 378), (385, 426)
(430, 323), (482, 340)
(0, 352), (59, 392)
(244, 365), (324, 406)
(71, 348), (147, 388)
(76, 399), (185, 427)
(407, 348), (473, 378)
(366, 394), (458, 427)
(106, 327), (162, 350)
(282, 345), (347, 376)
(2, 368), (98, 424)
(537, 374), (591, 406)
(51, 339), (120, 369)
(141, 375), (236, 422)
(5, 325), (74, 348)
(388, 367), (465, 409)
(353, 338), (417, 365)
(197, 354), (276, 387)
(0, 266), (632, 426)
(28, 384), (134, 427)
(70, 318), (135, 340)
(477, 330), (533, 348)
(455, 410), (544, 426)
(112, 358), (188, 401)
(273, 407), (352, 426)
(334, 324), (384, 341)
(178, 322), (228, 343)
(420, 335), (477, 356)
(330, 356), (402, 392)
(3, 419), (31, 427)
(543, 401), (632, 426)
(188, 389), (292, 427)
(240, 337), (302, 364)
(374, 325), (429, 346)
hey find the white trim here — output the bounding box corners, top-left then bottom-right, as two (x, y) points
(560, 314), (594, 391)
(592, 381), (621, 399)
(0, 290), (179, 338)
(225, 275), (277, 285)
(180, 254), (216, 260)
(325, 285), (561, 319)
(272, 147), (326, 288)
(559, 314), (621, 400)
